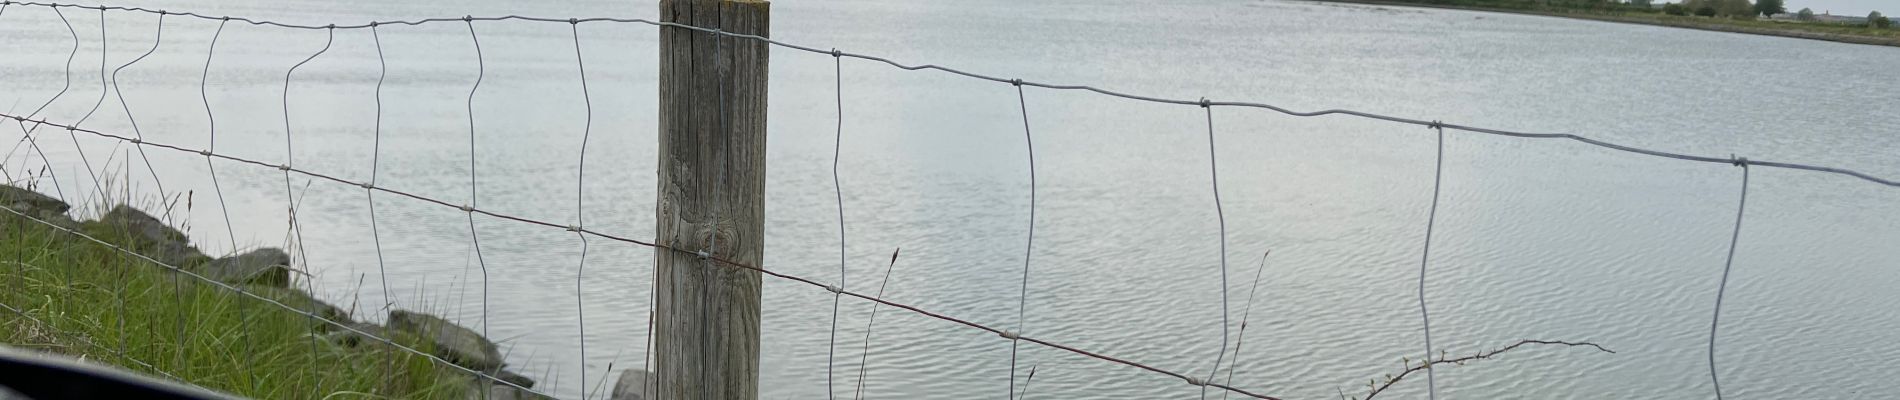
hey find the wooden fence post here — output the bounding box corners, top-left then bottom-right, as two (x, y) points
(653, 0), (767, 399)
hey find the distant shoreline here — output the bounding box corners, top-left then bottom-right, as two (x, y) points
(1314, 0), (1900, 48)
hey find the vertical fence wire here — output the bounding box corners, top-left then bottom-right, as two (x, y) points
(365, 21), (396, 394)
(459, 16), (493, 348)
(826, 47), (847, 400)
(1197, 101), (1232, 399)
(569, 18), (594, 398)
(32, 7), (88, 331)
(282, 25), (334, 396)
(1416, 124), (1447, 400)
(460, 17), (494, 399)
(103, 11), (173, 370)
(1006, 80), (1037, 400)
(109, 12), (170, 218)
(64, 8), (108, 204)
(1707, 160), (1750, 400)
(196, 15), (252, 394)
(107, 12), (170, 374)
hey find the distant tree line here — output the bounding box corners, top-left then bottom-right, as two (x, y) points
(1366, 0), (1890, 29)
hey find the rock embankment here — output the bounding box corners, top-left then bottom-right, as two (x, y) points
(0, 184), (547, 398)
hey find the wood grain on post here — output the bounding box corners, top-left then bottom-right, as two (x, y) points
(654, 0), (768, 399)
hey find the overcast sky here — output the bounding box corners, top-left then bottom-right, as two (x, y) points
(1786, 0), (1886, 16)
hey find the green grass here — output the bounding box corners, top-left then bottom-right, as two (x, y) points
(1326, 0), (1900, 44)
(0, 210), (473, 399)
(1600, 13), (1900, 39)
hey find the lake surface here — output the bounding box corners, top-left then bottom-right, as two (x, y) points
(3, 0), (1898, 398)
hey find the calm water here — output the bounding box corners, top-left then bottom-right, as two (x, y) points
(3, 1), (1898, 399)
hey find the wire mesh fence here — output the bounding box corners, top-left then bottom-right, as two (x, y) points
(1, 1), (1897, 399)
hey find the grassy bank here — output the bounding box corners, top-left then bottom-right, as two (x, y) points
(0, 198), (472, 398)
(1319, 0), (1900, 47)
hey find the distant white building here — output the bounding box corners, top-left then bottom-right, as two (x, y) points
(1812, 11), (1868, 24)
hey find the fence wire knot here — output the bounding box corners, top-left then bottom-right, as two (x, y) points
(825, 284), (842, 294)
(829, 48), (841, 58)
(359, 182), (373, 190)
(463, 15), (472, 21)
(458, 204), (474, 213)
(1428, 120), (1444, 130)
(1185, 375), (1206, 386)
(566, 224), (581, 232)
(1000, 330), (1020, 340)
(695, 249), (711, 260)
(1011, 78), (1022, 87)
(1199, 97), (1211, 108)
(1731, 155), (1748, 167)
(568, 18), (578, 24)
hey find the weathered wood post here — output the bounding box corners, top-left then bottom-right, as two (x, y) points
(653, 0), (767, 399)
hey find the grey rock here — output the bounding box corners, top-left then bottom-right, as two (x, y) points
(388, 310), (503, 371)
(0, 185), (69, 214)
(467, 378), (554, 400)
(495, 385), (556, 400)
(488, 384), (556, 400)
(203, 248), (291, 288)
(37, 212), (81, 230)
(488, 369), (535, 389)
(610, 370), (653, 400)
(0, 185), (77, 231)
(91, 205), (205, 266)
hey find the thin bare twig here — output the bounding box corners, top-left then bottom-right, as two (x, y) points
(1354, 340), (1614, 400)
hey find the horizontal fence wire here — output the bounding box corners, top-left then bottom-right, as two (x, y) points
(0, 111), (1289, 399)
(2, 1), (1895, 190)
(4, 2), (1899, 399)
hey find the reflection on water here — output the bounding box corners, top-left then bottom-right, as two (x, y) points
(2, 0), (1898, 398)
